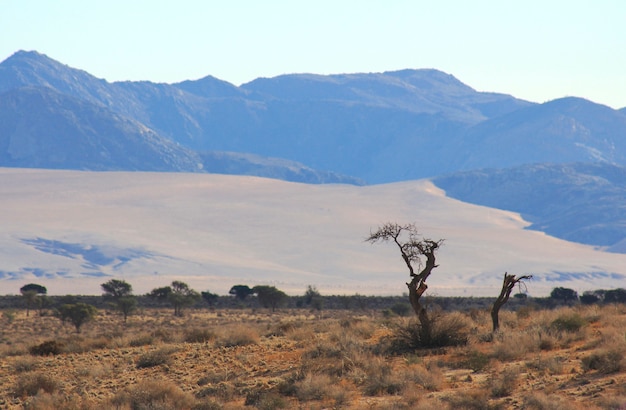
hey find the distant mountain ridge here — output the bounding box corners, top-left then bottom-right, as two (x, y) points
(2, 50), (626, 249)
(0, 50), (534, 182)
(433, 162), (626, 249)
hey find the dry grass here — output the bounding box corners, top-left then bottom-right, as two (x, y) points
(1, 305), (626, 409)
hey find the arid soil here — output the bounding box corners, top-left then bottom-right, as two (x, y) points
(2, 305), (626, 409)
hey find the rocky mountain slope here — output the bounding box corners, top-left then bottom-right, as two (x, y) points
(2, 50), (626, 250)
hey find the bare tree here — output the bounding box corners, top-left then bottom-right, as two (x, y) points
(491, 272), (532, 332)
(366, 222), (444, 343)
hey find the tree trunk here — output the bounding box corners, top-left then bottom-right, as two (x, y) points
(491, 272), (532, 332)
(408, 275), (432, 343)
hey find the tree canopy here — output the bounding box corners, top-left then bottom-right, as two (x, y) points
(149, 281), (199, 316)
(56, 303), (98, 333)
(229, 285), (254, 300)
(101, 279), (137, 322)
(253, 285), (287, 312)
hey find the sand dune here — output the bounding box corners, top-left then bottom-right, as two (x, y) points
(1, 168), (624, 297)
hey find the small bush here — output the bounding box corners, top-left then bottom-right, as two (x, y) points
(363, 360), (405, 396)
(523, 392), (575, 410)
(184, 328), (216, 344)
(195, 382), (234, 402)
(443, 389), (494, 410)
(385, 314), (468, 353)
(13, 357), (38, 373)
(489, 367), (519, 398)
(465, 350), (490, 372)
(402, 363), (443, 391)
(29, 340), (64, 356)
(581, 350), (624, 374)
(110, 380), (196, 410)
(245, 389), (287, 409)
(136, 347), (177, 369)
(297, 373), (336, 401)
(390, 302), (412, 317)
(551, 313), (587, 332)
(129, 334), (155, 347)
(13, 372), (59, 397)
(216, 326), (259, 347)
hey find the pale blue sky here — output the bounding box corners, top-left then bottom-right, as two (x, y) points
(2, 0), (625, 108)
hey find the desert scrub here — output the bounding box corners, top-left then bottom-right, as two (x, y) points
(581, 349), (625, 374)
(383, 313), (469, 353)
(401, 362), (443, 391)
(464, 349), (490, 372)
(109, 380), (196, 410)
(29, 340), (64, 356)
(216, 324), (260, 347)
(128, 333), (155, 347)
(525, 355), (565, 376)
(294, 373), (340, 402)
(362, 359), (405, 396)
(490, 330), (542, 361)
(184, 327), (216, 343)
(136, 346), (178, 368)
(488, 366), (519, 397)
(13, 372), (59, 398)
(550, 313), (587, 332)
(12, 357), (38, 373)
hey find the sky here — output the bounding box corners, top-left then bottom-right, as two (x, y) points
(2, 0), (626, 108)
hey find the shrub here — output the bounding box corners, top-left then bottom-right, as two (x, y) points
(385, 313), (468, 353)
(244, 389), (287, 409)
(136, 347), (177, 369)
(443, 389), (494, 410)
(110, 380), (196, 410)
(12, 357), (37, 373)
(489, 367), (519, 397)
(550, 313), (587, 332)
(129, 334), (155, 347)
(195, 382), (234, 402)
(402, 362), (443, 391)
(363, 360), (405, 396)
(523, 392), (575, 410)
(216, 326), (259, 347)
(295, 373), (338, 401)
(581, 350), (624, 374)
(390, 302), (411, 317)
(13, 372), (59, 397)
(184, 328), (216, 344)
(29, 340), (64, 356)
(465, 350), (490, 372)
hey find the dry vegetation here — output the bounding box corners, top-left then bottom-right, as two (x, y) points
(2, 303), (626, 409)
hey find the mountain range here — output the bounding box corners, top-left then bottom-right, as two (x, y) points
(1, 50), (626, 285)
